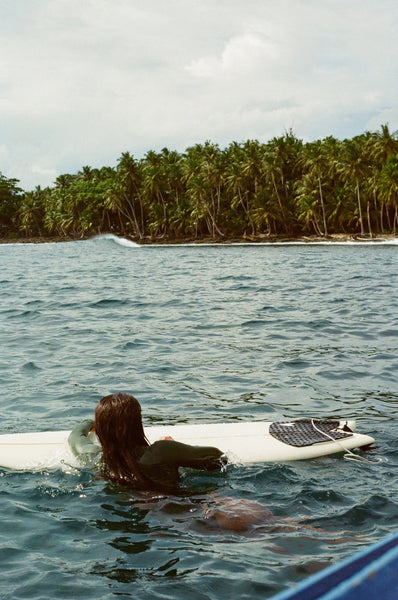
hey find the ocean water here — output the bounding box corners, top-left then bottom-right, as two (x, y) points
(1, 236), (398, 600)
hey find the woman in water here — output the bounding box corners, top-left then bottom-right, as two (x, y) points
(69, 392), (225, 492)
(69, 393), (337, 534)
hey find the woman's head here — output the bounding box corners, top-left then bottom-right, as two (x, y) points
(95, 392), (145, 443)
(94, 393), (149, 487)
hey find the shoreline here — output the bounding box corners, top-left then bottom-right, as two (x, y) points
(0, 233), (397, 245)
(136, 233), (398, 245)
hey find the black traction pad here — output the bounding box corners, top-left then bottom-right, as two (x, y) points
(269, 419), (353, 447)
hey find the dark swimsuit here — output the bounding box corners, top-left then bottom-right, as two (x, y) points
(68, 420), (224, 489)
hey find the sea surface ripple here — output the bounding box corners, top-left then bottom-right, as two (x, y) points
(0, 237), (398, 599)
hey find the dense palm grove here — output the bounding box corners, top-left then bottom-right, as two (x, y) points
(1, 126), (398, 241)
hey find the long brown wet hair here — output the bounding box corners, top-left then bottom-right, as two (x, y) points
(94, 393), (151, 488)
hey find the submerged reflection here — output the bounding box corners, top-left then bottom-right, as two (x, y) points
(90, 486), (356, 586)
(97, 485), (347, 539)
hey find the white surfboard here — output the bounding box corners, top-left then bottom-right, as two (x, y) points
(0, 419), (375, 472)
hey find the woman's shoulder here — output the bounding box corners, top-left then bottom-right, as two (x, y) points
(140, 439), (177, 462)
(141, 439), (223, 468)
(139, 439), (202, 466)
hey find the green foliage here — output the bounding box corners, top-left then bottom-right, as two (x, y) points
(0, 172), (23, 231)
(3, 124), (398, 240)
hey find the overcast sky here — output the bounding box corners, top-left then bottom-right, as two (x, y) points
(1, 0), (397, 190)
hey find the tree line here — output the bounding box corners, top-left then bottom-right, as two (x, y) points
(1, 125), (398, 241)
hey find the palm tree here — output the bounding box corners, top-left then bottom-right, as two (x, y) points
(157, 148), (188, 237)
(250, 190), (280, 236)
(225, 145), (256, 235)
(295, 173), (324, 236)
(112, 152), (145, 238)
(43, 187), (69, 236)
(55, 173), (75, 189)
(370, 124), (398, 165)
(0, 172), (23, 232)
(18, 186), (46, 236)
(265, 132), (303, 233)
(262, 146), (289, 233)
(378, 156), (398, 233)
(298, 141), (329, 235)
(183, 143), (225, 238)
(143, 150), (174, 237)
(366, 125), (398, 233)
(337, 137), (370, 235)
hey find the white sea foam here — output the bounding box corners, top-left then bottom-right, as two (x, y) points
(91, 234), (139, 248)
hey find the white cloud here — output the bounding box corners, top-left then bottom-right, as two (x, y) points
(187, 31), (280, 79)
(29, 165), (58, 187)
(0, 0), (397, 189)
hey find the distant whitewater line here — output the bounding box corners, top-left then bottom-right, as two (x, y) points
(1, 234), (397, 248)
(92, 234), (398, 248)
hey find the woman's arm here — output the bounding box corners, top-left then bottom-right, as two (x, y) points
(68, 419), (101, 459)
